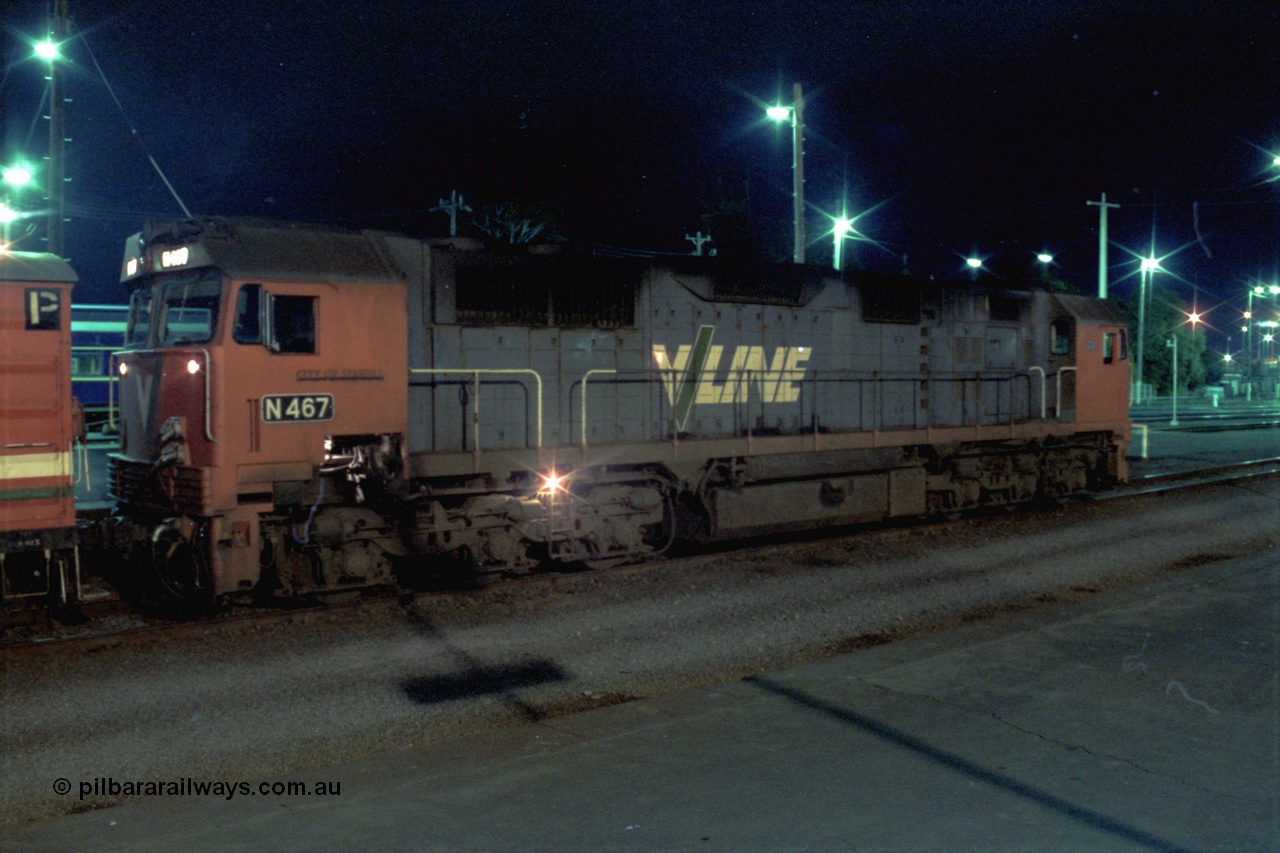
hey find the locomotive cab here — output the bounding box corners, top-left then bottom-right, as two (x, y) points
(111, 220), (408, 604)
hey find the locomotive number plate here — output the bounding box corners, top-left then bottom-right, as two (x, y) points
(262, 394), (334, 423)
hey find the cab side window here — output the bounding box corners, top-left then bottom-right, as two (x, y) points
(1050, 319), (1071, 355)
(269, 295), (316, 354)
(1103, 332), (1115, 363)
(233, 284), (262, 344)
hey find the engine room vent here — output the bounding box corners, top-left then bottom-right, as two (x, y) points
(861, 278), (922, 325)
(454, 255), (638, 328)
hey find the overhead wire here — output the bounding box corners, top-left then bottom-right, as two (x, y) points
(70, 18), (192, 218)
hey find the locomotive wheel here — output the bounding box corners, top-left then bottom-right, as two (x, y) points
(150, 517), (214, 608)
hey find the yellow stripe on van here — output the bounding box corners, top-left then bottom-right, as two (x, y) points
(0, 451), (70, 481)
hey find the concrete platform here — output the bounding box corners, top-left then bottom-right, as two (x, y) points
(1128, 420), (1280, 480)
(5, 545), (1275, 851)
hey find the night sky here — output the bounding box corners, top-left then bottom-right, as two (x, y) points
(3, 0), (1279, 345)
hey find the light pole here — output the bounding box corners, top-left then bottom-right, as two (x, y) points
(1135, 257), (1160, 405)
(767, 83), (805, 264)
(1263, 326), (1279, 395)
(42, 0), (69, 257)
(1086, 193), (1119, 298)
(0, 203), (15, 246)
(1245, 284), (1277, 393)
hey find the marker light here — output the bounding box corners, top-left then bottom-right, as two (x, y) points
(118, 362), (128, 376)
(187, 359), (201, 375)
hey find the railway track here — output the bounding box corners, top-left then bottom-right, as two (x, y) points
(1118, 455), (1280, 494)
(6, 459), (1277, 653)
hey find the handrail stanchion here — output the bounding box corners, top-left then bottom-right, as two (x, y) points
(408, 368), (545, 454)
(580, 369), (618, 452)
(1056, 367), (1077, 418)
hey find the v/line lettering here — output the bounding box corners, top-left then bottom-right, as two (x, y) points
(652, 326), (812, 430)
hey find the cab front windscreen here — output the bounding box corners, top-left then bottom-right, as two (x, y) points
(125, 269), (225, 348)
(157, 270), (222, 345)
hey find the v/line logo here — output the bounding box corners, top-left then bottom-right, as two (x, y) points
(652, 325), (813, 430)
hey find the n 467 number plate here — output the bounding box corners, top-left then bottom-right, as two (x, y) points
(262, 394), (334, 423)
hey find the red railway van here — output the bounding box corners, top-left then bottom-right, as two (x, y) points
(0, 250), (78, 607)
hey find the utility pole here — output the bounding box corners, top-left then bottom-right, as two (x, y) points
(430, 190), (472, 237)
(790, 83), (805, 264)
(685, 231), (713, 256)
(1086, 193), (1119, 299)
(46, 0), (69, 257)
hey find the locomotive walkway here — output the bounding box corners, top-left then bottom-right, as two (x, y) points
(12, 397), (1273, 851)
(74, 396), (1280, 506)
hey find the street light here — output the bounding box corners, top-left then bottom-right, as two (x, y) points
(1134, 256), (1161, 405)
(2, 165), (32, 188)
(2, 162), (35, 246)
(1035, 252), (1054, 283)
(35, 39), (60, 61)
(964, 255), (984, 279)
(767, 83), (805, 264)
(832, 216), (855, 271)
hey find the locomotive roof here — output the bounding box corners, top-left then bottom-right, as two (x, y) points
(1051, 292), (1123, 323)
(0, 250), (77, 284)
(135, 218), (406, 285)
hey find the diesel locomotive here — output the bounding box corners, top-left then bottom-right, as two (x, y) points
(107, 217), (1131, 607)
